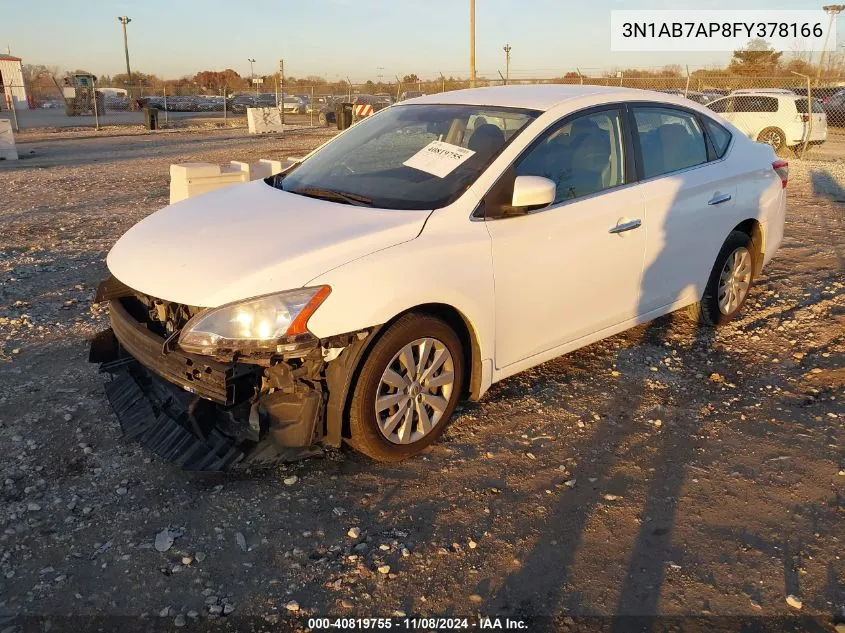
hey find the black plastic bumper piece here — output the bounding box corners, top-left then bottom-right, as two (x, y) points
(103, 365), (322, 472)
(104, 368), (247, 472)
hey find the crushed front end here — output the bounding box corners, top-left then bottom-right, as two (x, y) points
(89, 277), (364, 472)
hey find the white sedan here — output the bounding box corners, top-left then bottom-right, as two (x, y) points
(93, 85), (787, 468)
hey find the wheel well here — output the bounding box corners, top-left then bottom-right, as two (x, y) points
(337, 303), (483, 441)
(406, 303), (481, 400)
(731, 219), (764, 275)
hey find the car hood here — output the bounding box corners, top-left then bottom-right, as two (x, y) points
(107, 179), (431, 306)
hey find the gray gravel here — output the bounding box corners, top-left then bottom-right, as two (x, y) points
(0, 129), (842, 628)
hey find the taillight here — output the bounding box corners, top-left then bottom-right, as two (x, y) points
(772, 160), (789, 188)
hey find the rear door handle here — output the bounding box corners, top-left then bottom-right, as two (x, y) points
(708, 193), (732, 205)
(608, 219), (642, 234)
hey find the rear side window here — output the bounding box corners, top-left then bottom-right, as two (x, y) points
(734, 96), (778, 113)
(707, 98), (731, 113)
(794, 98), (820, 114)
(633, 107), (708, 179)
(703, 118), (732, 158)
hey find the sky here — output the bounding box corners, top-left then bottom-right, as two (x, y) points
(1, 0), (843, 81)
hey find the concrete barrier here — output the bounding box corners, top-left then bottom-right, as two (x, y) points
(0, 119), (18, 161)
(247, 107), (284, 134)
(169, 159), (291, 204)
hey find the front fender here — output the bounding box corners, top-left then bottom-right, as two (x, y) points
(306, 211), (495, 390)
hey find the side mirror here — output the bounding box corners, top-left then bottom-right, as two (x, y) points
(511, 175), (556, 212)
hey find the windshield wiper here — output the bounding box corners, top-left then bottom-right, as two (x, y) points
(290, 187), (372, 206)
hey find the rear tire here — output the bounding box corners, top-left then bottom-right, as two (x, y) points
(346, 314), (464, 462)
(757, 126), (786, 153)
(688, 230), (756, 327)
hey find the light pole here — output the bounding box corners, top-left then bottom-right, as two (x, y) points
(817, 5), (845, 84)
(117, 16), (132, 91)
(503, 44), (511, 85)
(247, 58), (256, 94)
(469, 0), (476, 88)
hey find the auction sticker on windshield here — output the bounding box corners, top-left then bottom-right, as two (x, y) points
(403, 141), (476, 178)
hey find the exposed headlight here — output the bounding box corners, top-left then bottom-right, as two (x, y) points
(178, 286), (330, 357)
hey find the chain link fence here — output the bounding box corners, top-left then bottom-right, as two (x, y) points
(2, 71), (844, 158)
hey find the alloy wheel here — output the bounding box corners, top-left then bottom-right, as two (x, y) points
(374, 337), (455, 444)
(760, 129), (783, 149)
(718, 247), (752, 314)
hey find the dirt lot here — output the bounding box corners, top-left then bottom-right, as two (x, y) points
(0, 129), (842, 632)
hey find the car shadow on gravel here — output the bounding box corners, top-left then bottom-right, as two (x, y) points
(484, 181), (797, 630)
(485, 318), (718, 628)
(809, 169), (845, 271)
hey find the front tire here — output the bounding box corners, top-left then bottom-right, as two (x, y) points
(689, 230), (756, 326)
(347, 314), (464, 462)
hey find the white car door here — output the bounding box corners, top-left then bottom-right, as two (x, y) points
(485, 106), (647, 369)
(630, 105), (737, 314)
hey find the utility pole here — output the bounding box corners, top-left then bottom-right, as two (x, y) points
(469, 0), (476, 88)
(117, 17), (132, 92)
(503, 44), (511, 85)
(247, 58), (257, 94)
(817, 5), (845, 85)
(279, 59), (285, 125)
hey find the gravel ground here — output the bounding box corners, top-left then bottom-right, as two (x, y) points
(0, 130), (843, 632)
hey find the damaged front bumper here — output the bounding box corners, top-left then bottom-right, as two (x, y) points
(90, 281), (366, 472)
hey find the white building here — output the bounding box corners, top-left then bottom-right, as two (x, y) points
(0, 54), (28, 110)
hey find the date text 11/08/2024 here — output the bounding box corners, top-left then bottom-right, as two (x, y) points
(307, 617), (529, 629)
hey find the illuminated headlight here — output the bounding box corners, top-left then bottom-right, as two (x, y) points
(178, 286), (330, 356)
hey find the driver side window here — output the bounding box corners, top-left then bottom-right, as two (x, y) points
(515, 108), (626, 204)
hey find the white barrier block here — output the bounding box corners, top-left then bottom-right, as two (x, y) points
(247, 107), (284, 134)
(169, 162), (249, 204)
(0, 120), (18, 161)
(169, 159), (290, 203)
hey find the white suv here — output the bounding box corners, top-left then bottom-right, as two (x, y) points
(707, 91), (826, 151)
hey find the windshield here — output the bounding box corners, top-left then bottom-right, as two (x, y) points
(279, 104), (540, 210)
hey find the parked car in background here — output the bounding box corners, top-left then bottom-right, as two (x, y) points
(730, 88), (796, 96)
(281, 96), (307, 114)
(103, 94), (131, 111)
(317, 97), (338, 126)
(819, 89), (845, 127)
(227, 93), (274, 113)
(701, 89), (728, 103)
(707, 92), (826, 152)
(308, 95), (333, 114)
(660, 89), (713, 105)
(94, 85), (787, 468)
(793, 86), (842, 104)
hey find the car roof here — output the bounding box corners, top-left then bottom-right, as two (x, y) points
(405, 84), (705, 111)
(719, 91), (800, 99)
(731, 89), (795, 95)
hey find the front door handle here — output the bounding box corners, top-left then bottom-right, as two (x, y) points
(608, 219), (642, 234)
(708, 193), (732, 205)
